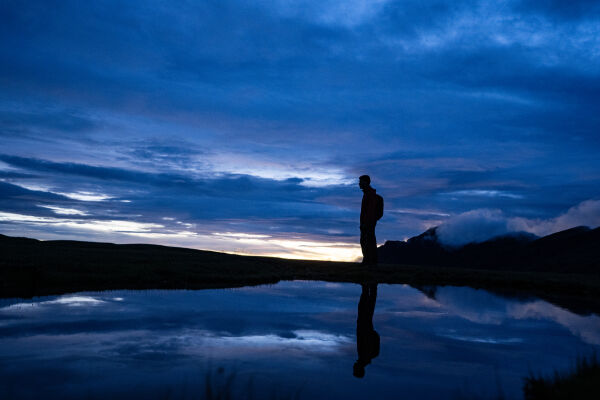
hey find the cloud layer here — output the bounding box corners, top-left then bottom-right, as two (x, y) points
(1, 1), (599, 258)
(437, 200), (600, 246)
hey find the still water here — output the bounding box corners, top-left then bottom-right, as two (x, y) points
(1, 281), (599, 399)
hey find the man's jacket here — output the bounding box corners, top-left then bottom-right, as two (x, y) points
(360, 186), (378, 226)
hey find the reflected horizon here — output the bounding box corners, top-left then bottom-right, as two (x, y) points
(1, 281), (599, 399)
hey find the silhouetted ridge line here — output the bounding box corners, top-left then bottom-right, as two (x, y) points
(378, 226), (600, 272)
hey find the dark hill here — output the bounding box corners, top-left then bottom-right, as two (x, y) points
(378, 226), (599, 272)
(2, 233), (600, 314)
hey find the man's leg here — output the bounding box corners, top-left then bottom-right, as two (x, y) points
(360, 226), (368, 264)
(361, 225), (377, 265)
(367, 225), (377, 265)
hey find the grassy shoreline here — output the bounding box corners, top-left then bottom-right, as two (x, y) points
(1, 235), (599, 314)
(524, 354), (600, 399)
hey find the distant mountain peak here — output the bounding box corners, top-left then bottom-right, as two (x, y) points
(407, 227), (439, 244)
(378, 225), (599, 272)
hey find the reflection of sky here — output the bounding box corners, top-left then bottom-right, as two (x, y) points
(1, 282), (599, 399)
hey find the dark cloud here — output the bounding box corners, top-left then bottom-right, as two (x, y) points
(0, 181), (65, 202)
(125, 139), (204, 166)
(0, 154), (360, 242)
(0, 0), (599, 255)
(0, 154), (331, 201)
(515, 0), (600, 20)
(0, 108), (96, 136)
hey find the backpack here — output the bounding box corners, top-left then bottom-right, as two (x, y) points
(375, 194), (384, 221)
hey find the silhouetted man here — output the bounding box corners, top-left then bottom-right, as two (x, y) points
(353, 283), (379, 378)
(359, 175), (382, 266)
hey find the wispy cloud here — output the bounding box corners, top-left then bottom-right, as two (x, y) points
(436, 199), (600, 246)
(37, 205), (88, 216)
(0, 0), (599, 258)
(443, 190), (524, 199)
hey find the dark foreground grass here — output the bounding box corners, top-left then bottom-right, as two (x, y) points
(524, 354), (600, 400)
(1, 235), (599, 314)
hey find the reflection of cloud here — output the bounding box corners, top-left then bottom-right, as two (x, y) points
(2, 295), (106, 311)
(391, 311), (447, 318)
(508, 301), (600, 346)
(1, 281), (599, 400)
(200, 330), (352, 353)
(45, 296), (106, 306)
(429, 286), (600, 346)
(438, 334), (523, 344)
(433, 286), (509, 325)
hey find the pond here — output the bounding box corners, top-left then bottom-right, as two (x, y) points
(1, 281), (599, 399)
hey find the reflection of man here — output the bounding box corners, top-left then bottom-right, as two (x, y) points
(359, 175), (380, 266)
(353, 283), (379, 378)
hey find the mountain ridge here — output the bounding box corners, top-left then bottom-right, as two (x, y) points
(378, 225), (599, 272)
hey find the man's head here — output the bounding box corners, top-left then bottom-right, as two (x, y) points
(359, 175), (370, 190)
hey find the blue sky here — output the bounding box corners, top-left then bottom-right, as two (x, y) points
(1, 0), (599, 259)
